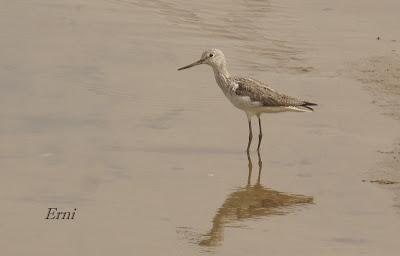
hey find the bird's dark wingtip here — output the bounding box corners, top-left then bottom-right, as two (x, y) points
(301, 101), (318, 111)
(303, 101), (318, 106)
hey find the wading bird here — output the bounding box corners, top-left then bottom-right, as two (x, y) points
(178, 49), (317, 152)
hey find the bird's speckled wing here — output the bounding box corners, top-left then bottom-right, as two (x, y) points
(231, 77), (309, 107)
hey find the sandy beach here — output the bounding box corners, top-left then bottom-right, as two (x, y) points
(1, 0), (400, 255)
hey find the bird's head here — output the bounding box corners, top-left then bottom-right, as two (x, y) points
(178, 48), (226, 71)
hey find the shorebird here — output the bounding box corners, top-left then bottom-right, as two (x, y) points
(178, 49), (317, 152)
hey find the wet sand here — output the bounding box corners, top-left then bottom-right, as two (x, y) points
(1, 0), (400, 255)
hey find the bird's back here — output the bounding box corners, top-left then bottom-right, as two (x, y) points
(229, 76), (317, 112)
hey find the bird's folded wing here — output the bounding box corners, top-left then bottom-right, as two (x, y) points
(232, 77), (306, 107)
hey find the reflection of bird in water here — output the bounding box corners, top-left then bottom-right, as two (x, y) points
(199, 152), (313, 247)
(178, 49), (317, 152)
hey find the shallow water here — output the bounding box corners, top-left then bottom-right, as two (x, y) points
(1, 0), (400, 255)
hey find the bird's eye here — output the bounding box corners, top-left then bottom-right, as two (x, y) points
(209, 53), (214, 57)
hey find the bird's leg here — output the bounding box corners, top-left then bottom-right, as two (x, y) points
(246, 118), (253, 153)
(257, 115), (263, 151)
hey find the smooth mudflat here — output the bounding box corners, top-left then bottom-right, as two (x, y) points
(1, 1), (400, 255)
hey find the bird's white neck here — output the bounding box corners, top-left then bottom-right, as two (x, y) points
(211, 61), (231, 91)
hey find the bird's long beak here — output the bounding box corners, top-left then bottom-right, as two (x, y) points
(177, 58), (205, 71)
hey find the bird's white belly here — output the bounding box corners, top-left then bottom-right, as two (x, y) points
(225, 92), (309, 115)
(226, 93), (261, 111)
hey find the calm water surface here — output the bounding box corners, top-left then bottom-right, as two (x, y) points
(1, 0), (400, 255)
